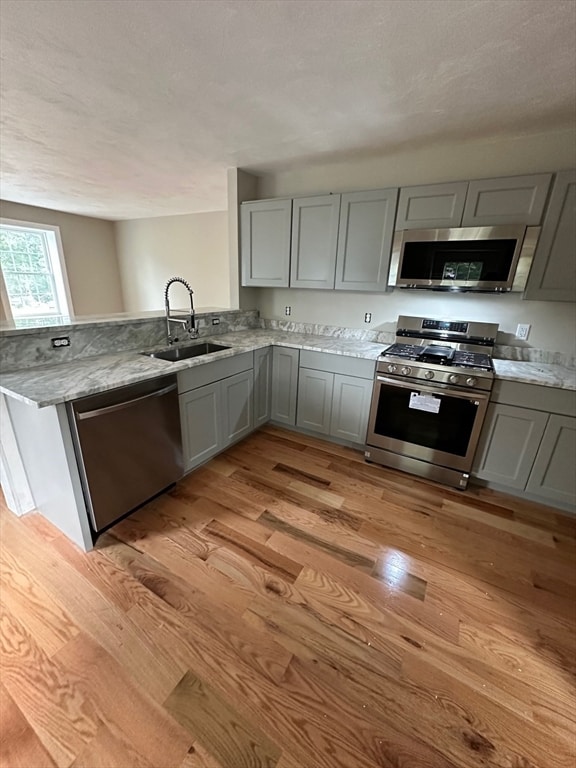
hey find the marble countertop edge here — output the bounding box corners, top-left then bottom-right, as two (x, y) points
(1, 330), (574, 408)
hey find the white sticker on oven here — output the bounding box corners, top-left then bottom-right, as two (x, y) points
(409, 392), (441, 414)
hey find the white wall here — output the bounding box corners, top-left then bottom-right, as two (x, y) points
(250, 128), (576, 358)
(0, 200), (124, 316)
(115, 211), (230, 311)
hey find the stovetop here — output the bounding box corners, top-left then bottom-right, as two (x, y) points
(382, 343), (493, 371)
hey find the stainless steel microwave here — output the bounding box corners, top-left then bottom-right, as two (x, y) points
(388, 225), (540, 292)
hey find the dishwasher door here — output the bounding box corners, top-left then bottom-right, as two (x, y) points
(69, 376), (183, 532)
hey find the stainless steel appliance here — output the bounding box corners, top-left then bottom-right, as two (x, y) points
(365, 315), (498, 489)
(388, 225), (539, 292)
(68, 376), (183, 533)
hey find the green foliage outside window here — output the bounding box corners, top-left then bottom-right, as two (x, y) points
(0, 228), (60, 315)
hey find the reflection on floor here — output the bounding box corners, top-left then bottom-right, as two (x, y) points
(1, 425), (575, 768)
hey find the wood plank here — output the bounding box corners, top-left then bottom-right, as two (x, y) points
(165, 670), (281, 768)
(55, 631), (193, 767)
(2, 426), (575, 768)
(0, 683), (57, 768)
(0, 609), (99, 768)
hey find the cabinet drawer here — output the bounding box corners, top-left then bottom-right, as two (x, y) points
(177, 352), (253, 394)
(491, 380), (576, 417)
(299, 350), (375, 380)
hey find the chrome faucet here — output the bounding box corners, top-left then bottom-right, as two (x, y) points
(164, 276), (199, 345)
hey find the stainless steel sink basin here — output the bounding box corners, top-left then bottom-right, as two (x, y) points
(142, 342), (230, 362)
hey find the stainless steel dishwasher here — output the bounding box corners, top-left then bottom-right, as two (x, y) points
(68, 375), (183, 533)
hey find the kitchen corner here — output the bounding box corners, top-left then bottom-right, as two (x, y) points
(1, 308), (575, 555)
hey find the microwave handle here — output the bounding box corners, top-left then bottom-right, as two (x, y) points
(375, 375), (489, 403)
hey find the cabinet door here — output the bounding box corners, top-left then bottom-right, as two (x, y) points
(462, 173), (552, 226)
(240, 199), (292, 287)
(335, 188), (399, 291)
(221, 370), (254, 447)
(524, 170), (576, 302)
(473, 403), (548, 489)
(271, 347), (299, 425)
(253, 346), (272, 428)
(330, 374), (372, 444)
(179, 382), (221, 472)
(395, 182), (468, 230)
(290, 195), (340, 289)
(526, 415), (576, 506)
(296, 368), (334, 435)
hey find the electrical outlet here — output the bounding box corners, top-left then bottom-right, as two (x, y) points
(516, 323), (531, 341)
(364, 312), (372, 324)
(285, 306), (291, 316)
(211, 317), (220, 326)
(51, 336), (70, 348)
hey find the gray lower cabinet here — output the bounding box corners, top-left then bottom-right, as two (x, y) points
(526, 415), (576, 506)
(290, 195), (340, 289)
(180, 382), (221, 472)
(524, 169), (576, 302)
(178, 353), (255, 472)
(462, 173), (552, 227)
(294, 351), (375, 445)
(330, 374), (372, 444)
(221, 370), (254, 447)
(253, 346), (272, 428)
(395, 181), (468, 230)
(473, 403), (549, 489)
(240, 199), (292, 287)
(296, 368), (334, 434)
(473, 381), (576, 510)
(335, 188), (399, 291)
(271, 347), (299, 425)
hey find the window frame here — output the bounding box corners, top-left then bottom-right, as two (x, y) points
(0, 218), (74, 320)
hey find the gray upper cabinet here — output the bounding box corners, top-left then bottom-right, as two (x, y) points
(271, 347), (299, 426)
(524, 170), (576, 302)
(395, 182), (468, 230)
(335, 188), (399, 292)
(253, 346), (272, 429)
(240, 199), (292, 287)
(526, 414), (576, 507)
(462, 173), (552, 227)
(290, 195), (341, 289)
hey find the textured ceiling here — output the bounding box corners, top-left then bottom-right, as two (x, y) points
(0, 0), (575, 220)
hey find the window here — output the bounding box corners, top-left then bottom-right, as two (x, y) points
(0, 220), (72, 321)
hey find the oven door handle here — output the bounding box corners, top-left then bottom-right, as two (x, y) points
(375, 375), (489, 402)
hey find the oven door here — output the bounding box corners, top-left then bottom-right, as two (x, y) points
(366, 375), (490, 471)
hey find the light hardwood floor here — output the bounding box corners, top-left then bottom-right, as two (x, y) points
(1, 425), (575, 768)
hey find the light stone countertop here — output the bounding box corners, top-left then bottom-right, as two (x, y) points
(492, 359), (576, 390)
(0, 330), (387, 408)
(1, 329), (574, 408)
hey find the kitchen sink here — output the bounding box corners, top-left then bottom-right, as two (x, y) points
(142, 342), (230, 362)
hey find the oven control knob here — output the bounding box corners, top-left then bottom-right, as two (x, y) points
(466, 376), (478, 387)
(424, 370), (435, 380)
(448, 373), (460, 384)
(387, 364), (397, 373)
(401, 366), (412, 376)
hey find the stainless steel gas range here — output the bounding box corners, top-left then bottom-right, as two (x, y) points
(365, 315), (498, 489)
